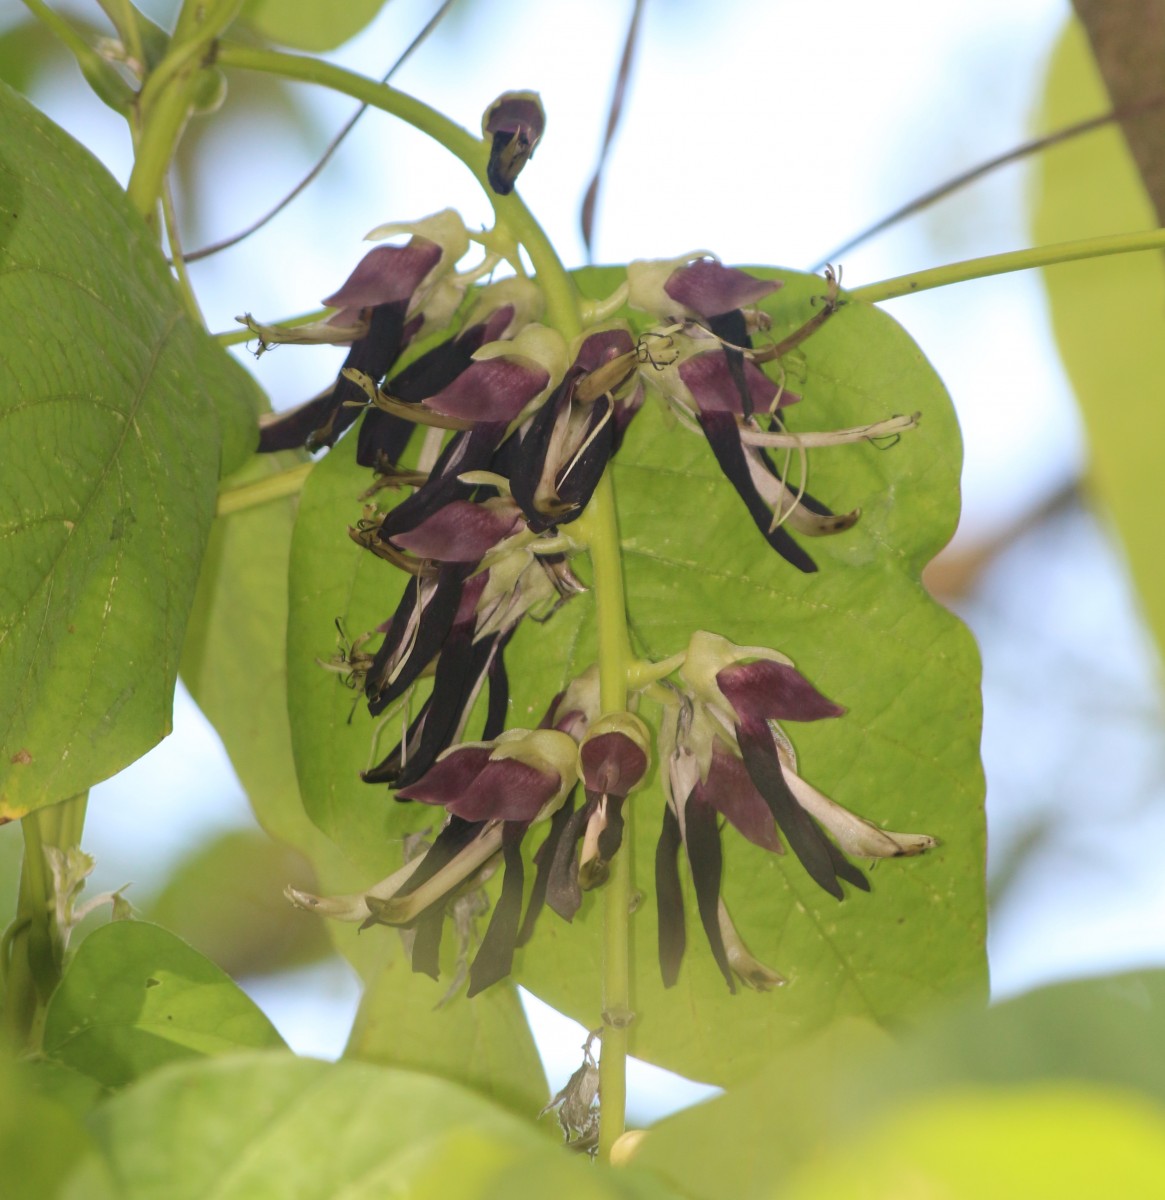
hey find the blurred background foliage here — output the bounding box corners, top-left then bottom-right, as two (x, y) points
(3, 0), (1165, 1131)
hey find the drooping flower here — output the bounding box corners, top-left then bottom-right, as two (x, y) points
(255, 211), (471, 452)
(357, 276), (544, 471)
(649, 631), (936, 990)
(481, 90), (545, 195)
(509, 326), (642, 532)
(628, 255), (919, 572)
(682, 630), (935, 899)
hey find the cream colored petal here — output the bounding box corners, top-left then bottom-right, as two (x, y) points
(782, 765), (936, 858)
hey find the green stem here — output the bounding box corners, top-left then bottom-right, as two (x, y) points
(849, 227), (1165, 304)
(126, 0), (243, 224)
(627, 652), (685, 688)
(161, 181), (204, 324)
(213, 43), (581, 335)
(217, 461), (312, 515)
(0, 794), (88, 1050)
(214, 308), (329, 346)
(575, 471), (635, 1159)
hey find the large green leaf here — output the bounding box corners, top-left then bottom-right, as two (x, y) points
(345, 932), (549, 1117)
(42, 920), (284, 1088)
(181, 452), (340, 863)
(184, 453), (548, 1111)
(636, 970), (1165, 1198)
(1032, 19), (1165, 656)
(285, 267), (985, 1085)
(84, 1052), (676, 1199)
(144, 828), (332, 977)
(239, 0), (392, 51)
(778, 1084), (1165, 1199)
(0, 1050), (115, 1200)
(0, 83), (258, 819)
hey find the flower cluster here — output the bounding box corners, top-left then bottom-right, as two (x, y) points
(258, 91), (932, 997)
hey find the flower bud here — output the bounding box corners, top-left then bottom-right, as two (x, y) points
(482, 90), (545, 194)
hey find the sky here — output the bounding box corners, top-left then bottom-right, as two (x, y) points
(8, 0), (1165, 1121)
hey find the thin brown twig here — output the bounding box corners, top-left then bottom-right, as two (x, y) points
(182, 0), (459, 264)
(580, 0), (646, 260)
(810, 95), (1165, 271)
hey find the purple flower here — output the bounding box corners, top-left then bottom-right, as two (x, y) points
(504, 326), (643, 532)
(481, 90), (545, 195)
(256, 211), (470, 451)
(628, 255), (918, 572)
(650, 631), (936, 990)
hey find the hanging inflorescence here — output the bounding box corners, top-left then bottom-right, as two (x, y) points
(246, 91), (934, 998)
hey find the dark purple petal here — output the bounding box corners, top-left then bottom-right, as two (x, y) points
(552, 398), (615, 521)
(693, 744), (781, 852)
(579, 732), (648, 798)
(717, 659), (845, 727)
(698, 411), (818, 572)
(483, 94), (546, 141)
(260, 303), (408, 453)
(424, 357), (550, 423)
(467, 824), (527, 995)
(517, 791), (577, 946)
(390, 501), (520, 563)
(736, 725), (857, 900)
(594, 793), (626, 864)
(445, 757), (559, 823)
(547, 800), (589, 921)
(396, 746), (492, 808)
(665, 259), (778, 319)
(482, 630), (515, 742)
(355, 408), (416, 470)
(679, 350), (783, 416)
(655, 805), (686, 987)
(684, 797), (734, 992)
(574, 328), (635, 372)
(323, 241), (443, 310)
(408, 906), (445, 979)
(365, 564), (471, 715)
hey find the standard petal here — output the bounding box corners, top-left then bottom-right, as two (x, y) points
(323, 241), (443, 309)
(679, 350), (783, 416)
(717, 658), (846, 728)
(664, 258), (779, 318)
(390, 500), (521, 563)
(424, 356), (551, 423)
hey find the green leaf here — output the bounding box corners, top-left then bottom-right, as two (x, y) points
(86, 1052), (679, 1199)
(238, 0), (392, 52)
(144, 828), (332, 977)
(181, 451), (345, 866)
(346, 934), (549, 1118)
(42, 920), (284, 1088)
(285, 266), (985, 1085)
(637, 970), (1165, 1199)
(0, 1050), (115, 1200)
(1031, 19), (1165, 658)
(779, 1084), (1165, 1199)
(0, 83), (259, 819)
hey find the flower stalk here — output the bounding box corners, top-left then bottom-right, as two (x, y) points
(849, 226), (1165, 304)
